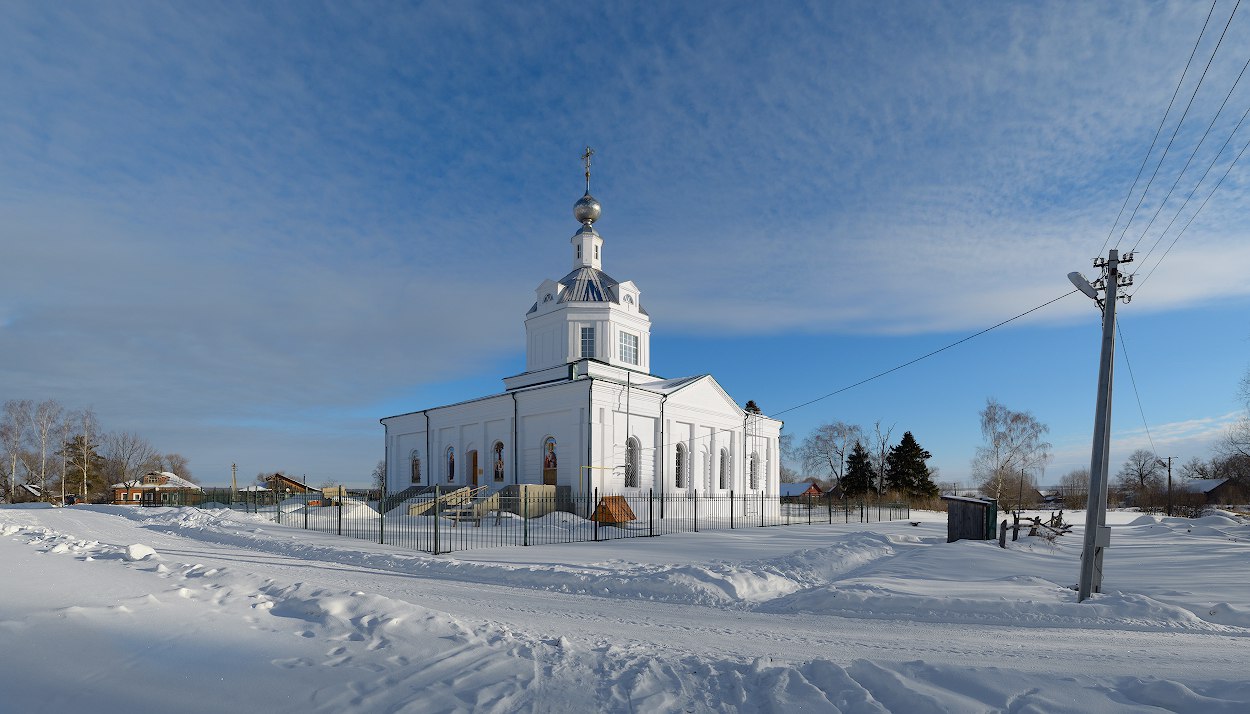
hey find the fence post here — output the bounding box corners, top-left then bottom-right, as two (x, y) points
(693, 490), (698, 533)
(761, 490), (765, 528)
(523, 487), (529, 547)
(304, 494), (309, 530)
(593, 487), (599, 542)
(730, 490), (734, 529)
(379, 493), (385, 545)
(649, 488), (654, 537)
(433, 484), (441, 555)
(337, 488), (343, 536)
(828, 494), (832, 524)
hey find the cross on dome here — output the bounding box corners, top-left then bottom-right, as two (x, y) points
(574, 146), (601, 226)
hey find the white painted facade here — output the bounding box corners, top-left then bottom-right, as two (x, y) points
(380, 184), (782, 502)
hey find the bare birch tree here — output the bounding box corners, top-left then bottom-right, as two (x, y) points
(103, 431), (158, 487)
(798, 421), (862, 488)
(869, 420), (895, 499)
(1, 400), (34, 501)
(30, 399), (65, 498)
(77, 409), (98, 499)
(970, 398), (1051, 507)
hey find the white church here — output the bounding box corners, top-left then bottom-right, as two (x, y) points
(380, 154), (782, 506)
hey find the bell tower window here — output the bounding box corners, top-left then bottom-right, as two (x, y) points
(580, 326), (595, 359)
(619, 332), (639, 365)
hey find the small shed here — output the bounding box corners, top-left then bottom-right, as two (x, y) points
(941, 495), (998, 543)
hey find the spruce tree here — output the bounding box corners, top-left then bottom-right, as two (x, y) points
(884, 431), (938, 498)
(842, 441), (875, 497)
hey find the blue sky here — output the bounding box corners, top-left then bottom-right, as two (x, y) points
(3, 1), (1249, 487)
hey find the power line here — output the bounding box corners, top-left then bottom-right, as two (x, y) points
(1097, 0), (1219, 258)
(1112, 0), (1241, 252)
(1116, 320), (1159, 458)
(1128, 53), (1250, 255)
(771, 291), (1080, 418)
(592, 290), (1080, 468)
(1131, 119), (1250, 297)
(1132, 98), (1250, 280)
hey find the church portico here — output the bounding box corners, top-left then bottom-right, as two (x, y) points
(381, 151), (781, 515)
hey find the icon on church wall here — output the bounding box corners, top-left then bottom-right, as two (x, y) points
(410, 450), (421, 484)
(446, 447), (455, 483)
(493, 442), (505, 482)
(542, 437), (557, 486)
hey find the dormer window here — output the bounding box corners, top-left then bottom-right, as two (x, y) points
(624, 294), (634, 306)
(543, 293), (553, 303)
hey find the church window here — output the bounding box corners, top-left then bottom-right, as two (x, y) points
(719, 449), (729, 490)
(625, 437), (640, 488)
(619, 332), (639, 365)
(580, 327), (595, 359)
(577, 245), (582, 259)
(446, 447), (455, 483)
(410, 450), (422, 484)
(493, 442), (505, 482)
(749, 454), (759, 490)
(594, 245), (599, 260)
(675, 444), (686, 488)
(542, 437), (557, 484)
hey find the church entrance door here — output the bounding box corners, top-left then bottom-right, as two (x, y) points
(468, 451), (479, 488)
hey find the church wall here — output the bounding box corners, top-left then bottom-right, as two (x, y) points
(513, 381), (590, 493)
(588, 380), (661, 493)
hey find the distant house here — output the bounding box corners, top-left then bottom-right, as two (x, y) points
(15, 483), (43, 503)
(779, 482), (823, 500)
(1178, 478), (1236, 504)
(259, 473), (316, 494)
(111, 471), (202, 506)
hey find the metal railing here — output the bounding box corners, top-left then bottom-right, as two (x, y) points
(231, 488), (911, 555)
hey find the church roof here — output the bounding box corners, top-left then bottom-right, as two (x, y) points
(633, 375), (704, 394)
(526, 266), (649, 315)
(559, 266), (617, 303)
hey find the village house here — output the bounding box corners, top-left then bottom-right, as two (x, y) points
(111, 471), (202, 506)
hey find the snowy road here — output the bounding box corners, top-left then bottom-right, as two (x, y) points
(3, 505), (1249, 713)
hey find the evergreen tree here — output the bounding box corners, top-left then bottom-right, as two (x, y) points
(842, 441), (875, 497)
(884, 431), (938, 498)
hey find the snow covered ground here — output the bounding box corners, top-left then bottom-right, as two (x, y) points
(2, 504), (1248, 713)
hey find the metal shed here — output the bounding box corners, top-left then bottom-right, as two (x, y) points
(941, 495), (998, 543)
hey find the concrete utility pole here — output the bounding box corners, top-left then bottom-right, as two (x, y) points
(1070, 249), (1133, 602)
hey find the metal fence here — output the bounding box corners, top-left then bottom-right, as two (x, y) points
(203, 487), (910, 555)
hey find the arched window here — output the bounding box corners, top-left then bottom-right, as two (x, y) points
(445, 447), (455, 483)
(675, 443), (687, 489)
(625, 437), (640, 488)
(749, 453), (759, 490)
(493, 442), (505, 482)
(410, 450), (422, 484)
(719, 449), (729, 490)
(542, 437), (557, 486)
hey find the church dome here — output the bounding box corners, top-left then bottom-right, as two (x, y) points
(573, 192), (601, 225)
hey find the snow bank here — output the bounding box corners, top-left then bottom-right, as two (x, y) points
(3, 504), (1250, 713)
(124, 543), (158, 561)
